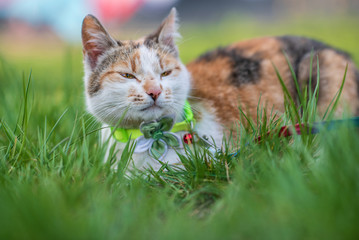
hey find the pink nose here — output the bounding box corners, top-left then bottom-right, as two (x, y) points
(146, 88), (162, 101)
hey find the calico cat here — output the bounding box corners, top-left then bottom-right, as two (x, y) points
(81, 8), (359, 170)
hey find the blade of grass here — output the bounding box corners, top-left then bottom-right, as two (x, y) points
(283, 51), (304, 105)
(272, 62), (301, 124)
(322, 64), (348, 120)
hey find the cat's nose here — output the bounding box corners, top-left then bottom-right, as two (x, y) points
(146, 88), (162, 101)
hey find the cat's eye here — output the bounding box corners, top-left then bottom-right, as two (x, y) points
(161, 71), (172, 78)
(119, 73), (136, 79)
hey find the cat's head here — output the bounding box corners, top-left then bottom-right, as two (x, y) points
(81, 8), (190, 127)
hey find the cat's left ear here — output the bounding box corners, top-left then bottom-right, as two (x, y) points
(82, 14), (118, 70)
(145, 8), (180, 56)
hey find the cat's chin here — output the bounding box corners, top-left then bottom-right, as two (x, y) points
(136, 106), (169, 121)
(104, 107), (171, 128)
(139, 104), (163, 112)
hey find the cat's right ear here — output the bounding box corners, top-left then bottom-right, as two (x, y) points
(82, 15), (118, 70)
(144, 8), (180, 57)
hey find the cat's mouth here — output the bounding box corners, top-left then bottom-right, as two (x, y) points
(140, 104), (162, 112)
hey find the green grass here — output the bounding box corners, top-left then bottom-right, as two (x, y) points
(1, 16), (359, 239)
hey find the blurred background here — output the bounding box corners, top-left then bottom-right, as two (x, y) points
(0, 0), (359, 123)
(1, 0), (359, 62)
(1, 0), (359, 67)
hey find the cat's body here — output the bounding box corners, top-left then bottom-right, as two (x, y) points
(81, 9), (359, 170)
(188, 35), (359, 126)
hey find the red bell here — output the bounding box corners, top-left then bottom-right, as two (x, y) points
(183, 133), (193, 144)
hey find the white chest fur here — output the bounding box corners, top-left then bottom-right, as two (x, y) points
(101, 105), (223, 171)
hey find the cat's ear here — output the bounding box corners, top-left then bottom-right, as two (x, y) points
(82, 14), (118, 69)
(145, 8), (180, 56)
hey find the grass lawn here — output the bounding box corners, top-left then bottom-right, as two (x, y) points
(1, 16), (359, 239)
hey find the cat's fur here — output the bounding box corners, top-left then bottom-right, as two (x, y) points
(82, 8), (359, 170)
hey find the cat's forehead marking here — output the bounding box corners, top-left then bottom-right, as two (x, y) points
(112, 59), (130, 69)
(139, 45), (161, 75)
(130, 50), (140, 73)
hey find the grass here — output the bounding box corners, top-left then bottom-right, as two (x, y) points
(1, 16), (359, 239)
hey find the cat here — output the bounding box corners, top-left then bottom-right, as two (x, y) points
(81, 8), (359, 171)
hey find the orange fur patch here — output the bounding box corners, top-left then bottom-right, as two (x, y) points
(188, 37), (292, 127)
(143, 79), (156, 93)
(315, 49), (359, 115)
(131, 51), (140, 73)
(187, 56), (240, 125)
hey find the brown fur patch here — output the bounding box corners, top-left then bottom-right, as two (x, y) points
(188, 36), (359, 131)
(314, 49), (359, 115)
(297, 52), (320, 92)
(112, 60), (130, 70)
(187, 55), (241, 125)
(131, 51), (140, 73)
(230, 37), (281, 58)
(188, 37), (292, 127)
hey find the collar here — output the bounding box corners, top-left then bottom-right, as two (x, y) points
(112, 101), (195, 143)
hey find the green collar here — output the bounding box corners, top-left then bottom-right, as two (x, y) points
(112, 101), (195, 143)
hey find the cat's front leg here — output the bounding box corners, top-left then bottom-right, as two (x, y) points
(192, 104), (224, 149)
